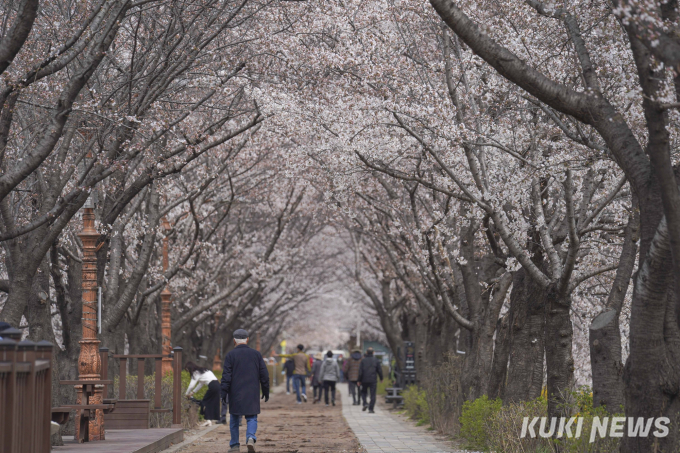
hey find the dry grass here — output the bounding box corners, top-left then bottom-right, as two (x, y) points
(419, 353), (464, 435)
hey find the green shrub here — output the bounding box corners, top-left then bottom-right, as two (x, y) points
(459, 395), (502, 451)
(402, 385), (430, 426)
(557, 387), (621, 453)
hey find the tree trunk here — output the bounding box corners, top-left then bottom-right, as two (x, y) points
(128, 303), (156, 376)
(622, 216), (680, 453)
(460, 273), (513, 402)
(440, 314), (457, 358)
(0, 261), (38, 325)
(24, 257), (66, 444)
(100, 323), (125, 384)
(197, 324), (214, 369)
(488, 313), (510, 399)
(544, 289), (574, 419)
(589, 309), (624, 411)
(460, 326), (485, 401)
(426, 314), (444, 367)
(505, 269), (546, 403)
(414, 313), (429, 383)
(51, 250), (83, 439)
(589, 209), (637, 412)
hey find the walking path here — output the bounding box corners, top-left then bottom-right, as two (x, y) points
(341, 387), (460, 453)
(175, 385), (361, 452)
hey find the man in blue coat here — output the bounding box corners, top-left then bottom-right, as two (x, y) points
(221, 329), (270, 452)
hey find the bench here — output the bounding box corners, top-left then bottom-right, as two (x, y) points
(57, 379), (115, 442)
(104, 399), (151, 429)
(55, 404), (115, 443)
(51, 407), (72, 426)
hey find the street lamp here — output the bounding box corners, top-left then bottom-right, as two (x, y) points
(161, 217), (173, 374)
(76, 192), (105, 441)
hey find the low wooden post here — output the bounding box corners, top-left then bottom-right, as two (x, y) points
(36, 341), (53, 453)
(154, 358), (162, 410)
(0, 339), (17, 453)
(137, 359), (145, 399)
(119, 358), (127, 400)
(99, 348), (109, 399)
(172, 347), (182, 427)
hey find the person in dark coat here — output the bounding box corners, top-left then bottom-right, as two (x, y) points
(343, 348), (363, 405)
(221, 329), (270, 453)
(283, 358), (295, 394)
(357, 347), (383, 413)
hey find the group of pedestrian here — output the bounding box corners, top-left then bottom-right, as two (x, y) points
(184, 328), (269, 453)
(282, 344), (383, 413)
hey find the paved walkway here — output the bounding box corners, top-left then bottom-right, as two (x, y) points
(340, 386), (460, 453)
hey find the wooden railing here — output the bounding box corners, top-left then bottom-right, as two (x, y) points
(0, 339), (53, 453)
(100, 346), (183, 428)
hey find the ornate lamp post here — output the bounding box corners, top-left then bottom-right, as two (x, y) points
(161, 217), (173, 374)
(76, 194), (104, 441)
(212, 312), (224, 371)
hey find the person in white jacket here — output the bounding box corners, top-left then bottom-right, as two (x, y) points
(319, 351), (340, 406)
(185, 361), (220, 426)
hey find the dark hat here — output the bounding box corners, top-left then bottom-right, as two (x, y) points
(0, 322), (11, 332)
(233, 329), (249, 339)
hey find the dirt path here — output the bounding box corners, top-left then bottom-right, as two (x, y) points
(178, 386), (363, 453)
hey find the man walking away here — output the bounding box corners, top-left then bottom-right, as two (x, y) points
(311, 353), (323, 403)
(221, 329), (270, 453)
(280, 344), (311, 403)
(343, 348), (362, 405)
(358, 347), (383, 413)
(319, 350), (340, 406)
(283, 358), (295, 395)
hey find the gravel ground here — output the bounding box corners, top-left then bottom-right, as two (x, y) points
(178, 386), (364, 453)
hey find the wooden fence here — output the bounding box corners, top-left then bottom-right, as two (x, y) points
(101, 346), (183, 428)
(0, 339), (53, 453)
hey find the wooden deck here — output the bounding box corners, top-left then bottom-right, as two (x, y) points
(53, 428), (184, 453)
